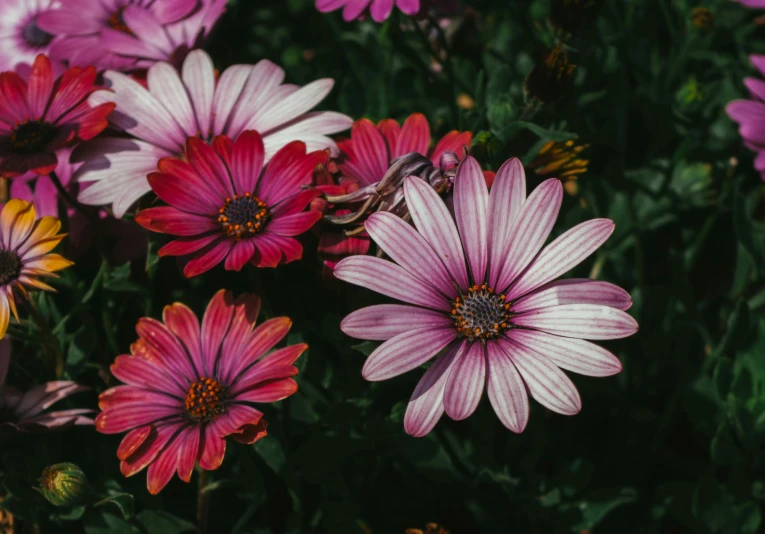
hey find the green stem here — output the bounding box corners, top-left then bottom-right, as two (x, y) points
(197, 468), (210, 534)
(22, 298), (63, 378)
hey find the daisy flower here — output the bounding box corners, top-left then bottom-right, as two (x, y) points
(96, 289), (306, 494)
(0, 337), (93, 434)
(135, 131), (325, 278)
(37, 0), (225, 71)
(336, 156), (638, 436)
(0, 54), (114, 177)
(316, 0), (420, 22)
(727, 55), (765, 180)
(74, 49), (352, 217)
(0, 199), (72, 339)
(0, 0), (59, 72)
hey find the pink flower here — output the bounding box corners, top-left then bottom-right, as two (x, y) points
(336, 156), (638, 436)
(74, 49), (352, 217)
(734, 0), (765, 7)
(0, 0), (59, 72)
(727, 55), (765, 180)
(0, 54), (114, 177)
(135, 131), (325, 278)
(37, 0), (225, 71)
(0, 338), (93, 434)
(316, 0), (420, 22)
(96, 290), (305, 494)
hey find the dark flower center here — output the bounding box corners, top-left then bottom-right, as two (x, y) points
(185, 377), (227, 423)
(107, 7), (133, 35)
(22, 20), (53, 48)
(218, 193), (270, 239)
(451, 284), (512, 341)
(10, 120), (56, 154)
(0, 249), (22, 286)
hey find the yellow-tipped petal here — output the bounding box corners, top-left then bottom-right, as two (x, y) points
(0, 199), (32, 248)
(20, 217), (62, 255)
(23, 253), (73, 274)
(9, 202), (37, 250)
(0, 297), (9, 340)
(21, 234), (66, 259)
(6, 289), (19, 323)
(18, 276), (56, 292)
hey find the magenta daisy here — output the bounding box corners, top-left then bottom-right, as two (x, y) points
(316, 0), (420, 21)
(74, 49), (351, 217)
(96, 290), (306, 494)
(335, 156), (638, 436)
(727, 55), (765, 180)
(0, 54), (115, 177)
(135, 131), (325, 278)
(0, 338), (93, 434)
(0, 0), (58, 72)
(36, 0), (225, 71)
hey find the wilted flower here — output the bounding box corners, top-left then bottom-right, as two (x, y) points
(691, 7), (715, 31)
(37, 0), (226, 71)
(0, 200), (72, 338)
(530, 139), (589, 195)
(0, 338), (93, 432)
(0, 54), (114, 177)
(75, 49), (351, 217)
(38, 463), (91, 507)
(316, 0), (421, 22)
(727, 55), (765, 180)
(525, 44), (576, 104)
(0, 0), (58, 72)
(548, 0), (599, 36)
(336, 156), (637, 436)
(136, 131), (324, 278)
(97, 290), (306, 494)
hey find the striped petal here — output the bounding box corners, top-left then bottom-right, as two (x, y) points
(487, 158), (526, 285)
(443, 341), (486, 421)
(486, 342), (529, 433)
(362, 327), (456, 381)
(453, 156), (489, 283)
(341, 304), (452, 341)
(513, 304), (639, 340)
(511, 279), (633, 313)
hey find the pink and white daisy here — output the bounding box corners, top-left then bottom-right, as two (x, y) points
(727, 55), (765, 180)
(316, 0), (420, 22)
(36, 0), (225, 71)
(135, 131), (325, 278)
(0, 54), (114, 177)
(336, 156), (638, 436)
(0, 0), (59, 72)
(74, 49), (352, 217)
(0, 338), (93, 434)
(96, 290), (306, 494)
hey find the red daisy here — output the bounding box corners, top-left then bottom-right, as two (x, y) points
(96, 289), (306, 494)
(136, 131), (326, 278)
(0, 54), (114, 177)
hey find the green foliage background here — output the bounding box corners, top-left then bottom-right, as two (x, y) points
(3, 0), (765, 532)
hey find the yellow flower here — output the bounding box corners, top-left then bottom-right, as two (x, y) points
(530, 139), (590, 195)
(0, 199), (72, 338)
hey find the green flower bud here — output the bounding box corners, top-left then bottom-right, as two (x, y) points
(38, 463), (91, 507)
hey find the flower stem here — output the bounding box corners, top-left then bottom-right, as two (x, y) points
(197, 468), (210, 534)
(21, 297), (63, 378)
(48, 172), (98, 227)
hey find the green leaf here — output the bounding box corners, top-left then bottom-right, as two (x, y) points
(94, 493), (134, 520)
(136, 510), (196, 534)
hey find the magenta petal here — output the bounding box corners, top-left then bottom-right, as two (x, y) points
(146, 429), (184, 494)
(136, 318), (198, 382)
(182, 51), (215, 139)
(487, 158), (526, 285)
(110, 355), (185, 397)
(334, 256), (451, 311)
(513, 304), (639, 340)
(96, 404), (180, 434)
(231, 130), (265, 193)
(454, 156), (489, 283)
(221, 317), (291, 385)
(224, 240), (256, 271)
(494, 179), (563, 293)
(403, 176), (469, 290)
(404, 341), (463, 438)
(341, 304), (452, 341)
(365, 212), (456, 297)
(512, 279), (632, 313)
(509, 329), (622, 377)
(507, 219), (615, 300)
(361, 327), (456, 381)
(349, 119), (389, 181)
(162, 304), (205, 377)
(443, 341), (486, 420)
(486, 342), (529, 433)
(267, 211), (321, 237)
(235, 378), (297, 403)
(200, 290), (235, 377)
(499, 338), (581, 416)
(394, 113), (430, 157)
(217, 294), (262, 380)
(198, 426), (226, 470)
(183, 239), (233, 278)
(176, 426), (200, 482)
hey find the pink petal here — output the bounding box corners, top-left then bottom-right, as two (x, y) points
(182, 50), (215, 138)
(267, 211), (321, 237)
(487, 158), (526, 286)
(183, 238), (233, 278)
(348, 118), (390, 182)
(486, 342), (529, 433)
(136, 318), (198, 382)
(117, 426), (153, 461)
(162, 303), (204, 377)
(443, 341), (485, 420)
(96, 404), (180, 434)
(508, 329), (622, 377)
(224, 60), (285, 139)
(217, 293), (263, 380)
(404, 341), (463, 437)
(120, 423), (182, 477)
(507, 219), (615, 300)
(110, 355), (186, 397)
(394, 113), (430, 157)
(176, 426), (200, 482)
(334, 256), (451, 311)
(185, 137), (235, 200)
(146, 429), (184, 494)
(200, 289), (235, 377)
(512, 304), (639, 340)
(231, 130), (265, 193)
(235, 377), (297, 402)
(224, 239), (256, 271)
(247, 79), (335, 134)
(362, 327), (456, 381)
(453, 156), (489, 283)
(147, 62), (198, 138)
(512, 279), (633, 313)
(403, 176), (469, 289)
(341, 304), (452, 340)
(257, 143), (325, 205)
(198, 426), (226, 470)
(211, 65), (251, 137)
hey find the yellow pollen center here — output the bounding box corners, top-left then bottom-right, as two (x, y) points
(184, 377), (226, 423)
(451, 284), (512, 341)
(217, 192), (270, 239)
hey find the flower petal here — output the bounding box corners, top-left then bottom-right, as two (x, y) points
(487, 158), (526, 286)
(513, 304), (639, 340)
(486, 342), (529, 433)
(341, 304), (453, 341)
(512, 279), (632, 313)
(453, 156), (489, 283)
(362, 327), (456, 381)
(443, 341), (486, 420)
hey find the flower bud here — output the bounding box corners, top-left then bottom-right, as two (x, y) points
(38, 463), (91, 507)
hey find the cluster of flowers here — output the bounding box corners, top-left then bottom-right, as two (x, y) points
(0, 0), (638, 496)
